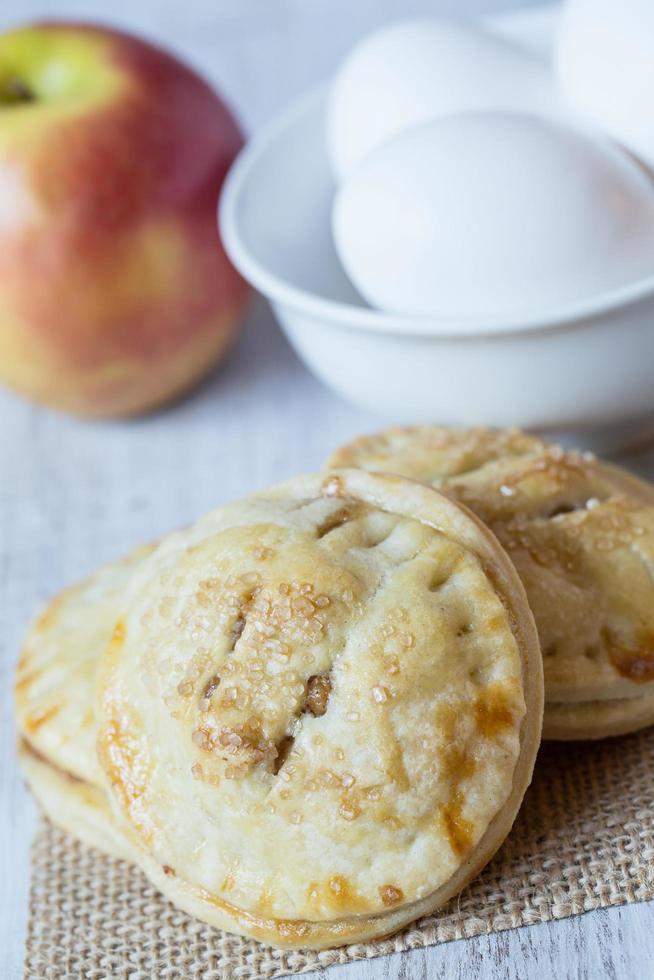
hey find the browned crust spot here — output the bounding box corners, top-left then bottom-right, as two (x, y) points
(379, 884), (404, 907)
(97, 706), (153, 843)
(325, 874), (368, 912)
(305, 876), (372, 914)
(15, 668), (40, 694)
(474, 684), (515, 738)
(609, 643), (654, 683)
(23, 702), (62, 734)
(111, 619), (127, 647)
(440, 792), (474, 857)
(33, 590), (70, 632)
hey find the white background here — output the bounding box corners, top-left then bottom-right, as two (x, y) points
(1, 2), (652, 978)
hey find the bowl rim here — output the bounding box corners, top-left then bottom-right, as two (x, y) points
(219, 83), (654, 342)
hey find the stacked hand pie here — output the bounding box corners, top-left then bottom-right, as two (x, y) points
(15, 433), (654, 949)
(16, 546), (153, 863)
(328, 427), (654, 740)
(17, 470), (541, 949)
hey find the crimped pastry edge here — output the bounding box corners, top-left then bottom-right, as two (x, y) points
(543, 687), (654, 741)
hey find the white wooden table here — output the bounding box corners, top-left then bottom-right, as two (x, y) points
(1, 2), (652, 977)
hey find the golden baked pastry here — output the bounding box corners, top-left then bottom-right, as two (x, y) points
(17, 740), (133, 862)
(16, 547), (153, 785)
(95, 470), (542, 949)
(16, 546), (153, 859)
(327, 427), (654, 740)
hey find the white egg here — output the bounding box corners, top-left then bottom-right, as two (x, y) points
(556, 0), (654, 168)
(327, 18), (563, 181)
(332, 113), (654, 320)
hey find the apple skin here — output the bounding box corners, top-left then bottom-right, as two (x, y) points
(0, 22), (249, 417)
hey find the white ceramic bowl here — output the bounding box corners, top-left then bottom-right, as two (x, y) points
(220, 6), (654, 448)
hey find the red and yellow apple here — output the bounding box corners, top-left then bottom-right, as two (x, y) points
(0, 22), (249, 416)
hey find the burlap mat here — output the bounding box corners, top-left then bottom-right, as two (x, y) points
(24, 729), (654, 980)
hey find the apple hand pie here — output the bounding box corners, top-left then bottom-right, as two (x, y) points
(17, 470), (542, 950)
(327, 427), (654, 740)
